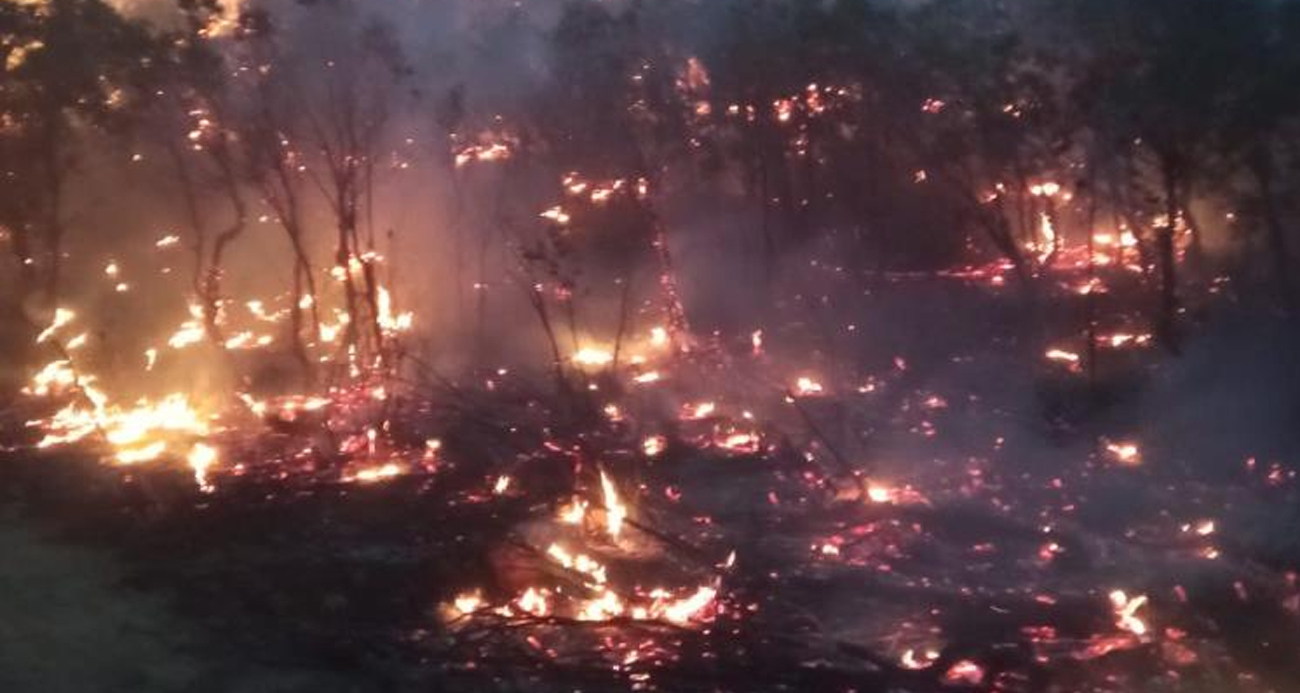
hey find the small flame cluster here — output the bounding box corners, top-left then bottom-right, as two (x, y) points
(447, 470), (726, 628)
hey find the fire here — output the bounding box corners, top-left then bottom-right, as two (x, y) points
(683, 401), (716, 420)
(578, 589), (625, 621)
(115, 441), (166, 464)
(572, 346), (613, 368)
(515, 587), (551, 617)
(1045, 348), (1081, 366)
(558, 498), (587, 524)
(657, 585), (717, 625)
(600, 471), (627, 540)
(547, 543), (608, 585)
(25, 359), (79, 396)
(642, 435), (666, 457)
(1101, 332), (1152, 348)
(632, 371), (661, 384)
(452, 591), (483, 616)
(187, 442), (218, 492)
(649, 325), (669, 348)
(716, 432), (759, 454)
(540, 206), (571, 225)
(454, 142), (512, 168)
(36, 307), (75, 344)
(348, 463), (404, 483)
(376, 287), (414, 334)
(793, 376), (825, 396)
(944, 660), (986, 686)
(900, 648), (940, 670)
(1109, 590), (1150, 637)
(168, 303), (207, 349)
(865, 482), (893, 504)
(1105, 441), (1142, 466)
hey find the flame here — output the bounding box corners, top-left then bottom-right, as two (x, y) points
(25, 359), (78, 396)
(658, 585), (717, 625)
(348, 463), (404, 483)
(376, 287), (414, 334)
(865, 482), (894, 504)
(1045, 348), (1081, 366)
(649, 326), (669, 348)
(600, 471), (626, 540)
(900, 648), (940, 670)
(683, 401), (716, 420)
(515, 587), (551, 617)
(36, 308), (76, 344)
(558, 498), (587, 524)
(1105, 441), (1142, 466)
(168, 303), (207, 349)
(642, 435), (666, 457)
(572, 346), (613, 368)
(1034, 212), (1057, 263)
(578, 589), (624, 621)
(716, 432), (759, 454)
(944, 660), (986, 686)
(794, 376), (825, 396)
(632, 371), (661, 385)
(187, 442), (218, 492)
(540, 206), (571, 225)
(547, 543), (608, 585)
(1109, 590), (1149, 637)
(6, 38), (44, 71)
(452, 591), (483, 616)
(455, 142), (512, 168)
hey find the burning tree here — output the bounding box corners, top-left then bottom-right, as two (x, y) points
(4, 1), (1300, 692)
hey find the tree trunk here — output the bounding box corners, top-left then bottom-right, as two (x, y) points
(1251, 147), (1295, 311)
(1156, 164), (1181, 353)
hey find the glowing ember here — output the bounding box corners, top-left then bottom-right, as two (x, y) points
(900, 648), (940, 670)
(944, 660), (985, 686)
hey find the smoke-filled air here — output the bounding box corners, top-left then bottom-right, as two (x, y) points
(2, 1), (1300, 691)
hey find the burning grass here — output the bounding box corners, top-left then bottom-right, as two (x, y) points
(5, 264), (1300, 692)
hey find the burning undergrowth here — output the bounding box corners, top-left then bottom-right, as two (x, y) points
(3, 0), (1300, 691)
(6, 265), (1300, 693)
